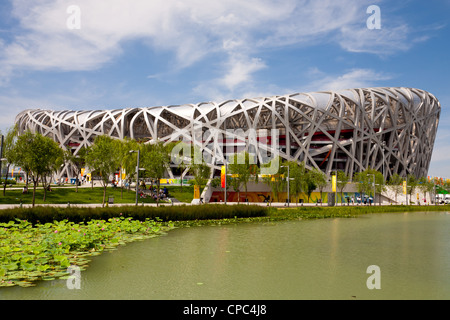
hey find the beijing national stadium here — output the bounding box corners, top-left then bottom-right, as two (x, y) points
(14, 87), (440, 203)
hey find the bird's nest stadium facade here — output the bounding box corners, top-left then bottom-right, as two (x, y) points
(15, 87), (440, 180)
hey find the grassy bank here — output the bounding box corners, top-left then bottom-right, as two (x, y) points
(268, 204), (450, 221)
(0, 186), (157, 205)
(170, 204), (450, 227)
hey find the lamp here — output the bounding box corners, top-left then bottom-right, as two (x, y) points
(129, 149), (140, 206)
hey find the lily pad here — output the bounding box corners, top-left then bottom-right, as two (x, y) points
(17, 281), (35, 287)
(0, 281), (16, 287)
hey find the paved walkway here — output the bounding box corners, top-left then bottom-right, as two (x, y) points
(0, 183), (393, 209)
(0, 201), (375, 210)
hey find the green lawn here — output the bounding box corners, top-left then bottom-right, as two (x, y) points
(165, 185), (195, 203)
(0, 187), (152, 205)
(0, 185), (195, 205)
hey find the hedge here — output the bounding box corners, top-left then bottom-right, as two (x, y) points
(0, 204), (270, 224)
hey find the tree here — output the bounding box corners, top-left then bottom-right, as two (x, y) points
(64, 146), (89, 193)
(85, 135), (121, 207)
(41, 140), (64, 202)
(210, 174), (232, 201)
(173, 143), (211, 203)
(1, 125), (18, 196)
(228, 151), (259, 203)
(172, 142), (210, 192)
(443, 179), (450, 193)
(418, 176), (434, 205)
(406, 174), (419, 205)
(309, 167), (327, 205)
(189, 161), (211, 195)
(187, 146), (212, 203)
(336, 170), (349, 204)
(13, 131), (64, 207)
(387, 173), (403, 203)
(228, 153), (244, 203)
(261, 156), (285, 203)
(354, 171), (370, 200)
(170, 141), (191, 191)
(286, 161), (306, 205)
(303, 170), (317, 204)
(373, 170), (387, 205)
(116, 137), (140, 198)
(140, 140), (172, 206)
(354, 168), (385, 205)
(229, 172), (243, 203)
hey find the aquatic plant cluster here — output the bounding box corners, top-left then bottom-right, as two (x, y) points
(0, 216), (174, 287)
(0, 204), (268, 287)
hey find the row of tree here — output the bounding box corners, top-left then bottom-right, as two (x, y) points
(212, 152), (437, 205)
(0, 126), (212, 207)
(82, 136), (210, 207)
(1, 128), (65, 206)
(386, 173), (436, 205)
(212, 154), (336, 205)
(0, 125), (440, 207)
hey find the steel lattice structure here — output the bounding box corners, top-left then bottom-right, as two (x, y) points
(15, 87), (440, 180)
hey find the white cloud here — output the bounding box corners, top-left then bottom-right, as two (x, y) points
(338, 25), (412, 55)
(305, 68), (393, 92)
(191, 53), (268, 103)
(0, 0), (417, 82)
(220, 55), (267, 91)
(256, 0), (364, 47)
(0, 0), (432, 127)
(0, 95), (58, 133)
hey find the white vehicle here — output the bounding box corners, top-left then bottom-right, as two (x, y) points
(435, 194), (444, 204)
(445, 194), (450, 204)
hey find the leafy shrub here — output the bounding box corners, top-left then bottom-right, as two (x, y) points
(0, 179), (16, 185)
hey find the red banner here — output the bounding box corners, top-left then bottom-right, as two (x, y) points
(221, 166), (226, 188)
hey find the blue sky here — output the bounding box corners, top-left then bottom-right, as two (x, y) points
(0, 0), (449, 177)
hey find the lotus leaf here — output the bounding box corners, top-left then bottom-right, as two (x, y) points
(1, 217), (173, 287)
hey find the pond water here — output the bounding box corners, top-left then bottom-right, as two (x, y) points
(1, 211), (449, 300)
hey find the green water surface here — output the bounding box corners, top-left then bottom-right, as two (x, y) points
(1, 211), (449, 300)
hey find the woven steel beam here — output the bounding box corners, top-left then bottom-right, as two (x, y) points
(15, 87), (441, 180)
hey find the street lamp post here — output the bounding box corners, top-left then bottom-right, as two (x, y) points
(335, 170), (337, 206)
(372, 174), (375, 205)
(0, 135), (4, 182)
(367, 173), (375, 205)
(381, 141), (386, 183)
(224, 160), (227, 204)
(281, 165), (290, 207)
(129, 149), (140, 206)
(405, 175), (408, 205)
